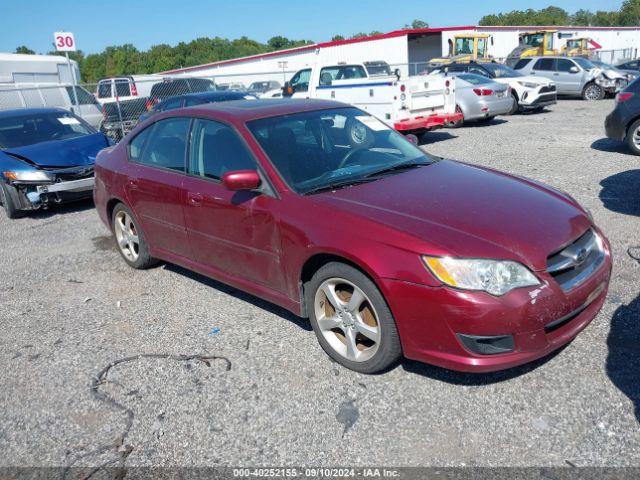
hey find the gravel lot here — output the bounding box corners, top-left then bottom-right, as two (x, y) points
(0, 99), (638, 470)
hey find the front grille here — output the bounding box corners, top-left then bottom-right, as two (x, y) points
(540, 85), (556, 93)
(46, 167), (94, 183)
(546, 229), (605, 291)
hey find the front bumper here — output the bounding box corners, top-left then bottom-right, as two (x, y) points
(520, 88), (557, 109)
(381, 234), (612, 373)
(394, 112), (463, 132)
(10, 176), (94, 210)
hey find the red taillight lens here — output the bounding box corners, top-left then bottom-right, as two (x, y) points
(400, 84), (406, 92)
(473, 88), (494, 96)
(131, 83), (138, 96)
(617, 92), (634, 104)
(445, 80), (450, 88)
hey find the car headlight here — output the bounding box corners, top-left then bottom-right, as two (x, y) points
(423, 256), (540, 296)
(3, 170), (54, 182)
(517, 81), (539, 89)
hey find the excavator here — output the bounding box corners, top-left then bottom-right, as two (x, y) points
(561, 37), (601, 58)
(428, 34), (493, 67)
(506, 30), (558, 67)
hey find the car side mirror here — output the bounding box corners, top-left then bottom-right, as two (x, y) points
(569, 66), (579, 74)
(283, 82), (294, 96)
(222, 170), (261, 191)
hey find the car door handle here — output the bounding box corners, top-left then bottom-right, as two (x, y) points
(128, 179), (139, 190)
(187, 192), (203, 207)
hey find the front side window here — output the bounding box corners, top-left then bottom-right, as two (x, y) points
(556, 58), (577, 73)
(573, 57), (595, 71)
(290, 69), (311, 93)
(67, 86), (98, 105)
(0, 112), (94, 148)
(188, 119), (256, 180)
(133, 117), (190, 172)
(247, 107), (435, 194)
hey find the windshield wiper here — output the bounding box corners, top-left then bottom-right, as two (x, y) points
(363, 161), (431, 179)
(303, 178), (377, 195)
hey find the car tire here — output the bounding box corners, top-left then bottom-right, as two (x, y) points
(582, 82), (605, 101)
(112, 203), (157, 269)
(305, 262), (402, 374)
(447, 105), (464, 128)
(507, 92), (520, 115)
(625, 118), (640, 156)
(0, 183), (22, 219)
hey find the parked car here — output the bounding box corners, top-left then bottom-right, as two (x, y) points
(428, 61), (556, 114)
(0, 83), (103, 129)
(514, 56), (623, 100)
(429, 73), (513, 127)
(216, 82), (246, 92)
(96, 75), (163, 105)
(590, 60), (637, 95)
(139, 91), (257, 122)
(247, 80), (281, 96)
(615, 59), (640, 73)
(605, 78), (640, 155)
(146, 77), (217, 110)
(260, 88), (283, 99)
(0, 108), (110, 218)
(94, 99), (611, 374)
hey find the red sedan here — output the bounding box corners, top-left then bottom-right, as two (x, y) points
(94, 99), (612, 374)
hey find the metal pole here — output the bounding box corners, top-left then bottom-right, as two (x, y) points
(66, 52), (80, 114)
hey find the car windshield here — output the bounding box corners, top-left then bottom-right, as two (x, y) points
(247, 107), (436, 194)
(0, 111), (94, 149)
(482, 63), (523, 78)
(573, 58), (596, 70)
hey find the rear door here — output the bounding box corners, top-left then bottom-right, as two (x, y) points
(182, 118), (285, 291)
(125, 117), (193, 259)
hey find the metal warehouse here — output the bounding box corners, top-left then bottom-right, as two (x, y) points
(162, 25), (640, 84)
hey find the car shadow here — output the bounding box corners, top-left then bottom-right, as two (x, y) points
(463, 118), (508, 128)
(22, 198), (95, 219)
(606, 293), (640, 424)
(591, 138), (629, 154)
(418, 131), (457, 145)
(599, 169), (640, 216)
(400, 344), (567, 385)
(163, 264), (312, 332)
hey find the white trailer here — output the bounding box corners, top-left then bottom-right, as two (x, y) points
(284, 61), (461, 134)
(0, 53), (81, 85)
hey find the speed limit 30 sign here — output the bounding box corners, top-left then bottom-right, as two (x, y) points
(53, 32), (76, 52)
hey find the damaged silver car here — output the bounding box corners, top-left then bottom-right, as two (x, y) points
(0, 108), (111, 219)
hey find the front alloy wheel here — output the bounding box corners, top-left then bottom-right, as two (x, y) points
(582, 83), (604, 101)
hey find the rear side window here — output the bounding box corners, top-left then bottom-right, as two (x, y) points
(66, 86), (97, 105)
(188, 78), (216, 92)
(133, 117), (190, 172)
(319, 65), (367, 85)
(115, 79), (131, 97)
(188, 119), (256, 180)
(533, 58), (554, 71)
(513, 59), (532, 70)
(97, 81), (112, 98)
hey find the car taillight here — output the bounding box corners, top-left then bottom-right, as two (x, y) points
(473, 88), (494, 96)
(400, 84), (406, 92)
(131, 83), (138, 96)
(616, 92), (634, 104)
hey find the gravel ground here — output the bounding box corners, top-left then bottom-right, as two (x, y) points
(0, 99), (638, 470)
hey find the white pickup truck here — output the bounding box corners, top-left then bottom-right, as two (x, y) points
(282, 61), (462, 135)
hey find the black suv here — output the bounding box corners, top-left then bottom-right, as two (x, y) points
(605, 77), (640, 155)
(146, 78), (217, 110)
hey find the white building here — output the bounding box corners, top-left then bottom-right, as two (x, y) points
(0, 53), (80, 84)
(161, 25), (640, 86)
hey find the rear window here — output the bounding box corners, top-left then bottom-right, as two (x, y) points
(97, 81), (112, 98)
(66, 86), (97, 105)
(115, 79), (131, 97)
(513, 58), (532, 70)
(150, 80), (191, 99)
(188, 78), (216, 93)
(457, 73), (492, 85)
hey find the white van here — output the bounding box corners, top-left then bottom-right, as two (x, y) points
(0, 83), (102, 129)
(95, 75), (163, 104)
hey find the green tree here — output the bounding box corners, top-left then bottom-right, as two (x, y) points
(619, 0), (640, 25)
(14, 46), (35, 54)
(408, 19), (429, 29)
(331, 35), (345, 41)
(572, 9), (595, 26)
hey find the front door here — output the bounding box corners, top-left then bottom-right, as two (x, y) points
(125, 117), (193, 259)
(182, 118), (285, 292)
(555, 58), (582, 94)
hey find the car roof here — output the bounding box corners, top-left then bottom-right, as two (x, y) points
(0, 107), (66, 119)
(182, 99), (350, 122)
(181, 91), (251, 101)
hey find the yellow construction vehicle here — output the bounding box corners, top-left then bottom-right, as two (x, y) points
(506, 30), (558, 67)
(562, 37), (600, 58)
(428, 34), (493, 67)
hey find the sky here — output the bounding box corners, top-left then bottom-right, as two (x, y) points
(1, 0), (625, 55)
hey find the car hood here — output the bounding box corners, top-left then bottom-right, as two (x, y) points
(515, 75), (551, 85)
(4, 133), (108, 169)
(312, 160), (591, 271)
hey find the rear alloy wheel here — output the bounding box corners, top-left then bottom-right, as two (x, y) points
(0, 183), (22, 219)
(625, 118), (640, 156)
(307, 263), (402, 373)
(447, 105), (464, 129)
(112, 204), (157, 269)
(582, 83), (604, 101)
